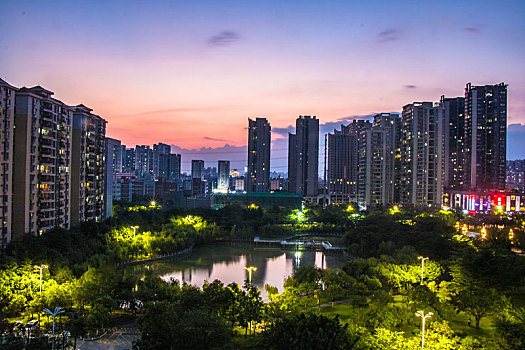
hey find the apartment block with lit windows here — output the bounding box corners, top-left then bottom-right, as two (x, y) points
(71, 104), (106, 225)
(400, 102), (444, 207)
(12, 86), (73, 237)
(0, 79), (16, 248)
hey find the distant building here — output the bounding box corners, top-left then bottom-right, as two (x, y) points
(71, 104), (106, 225)
(135, 145), (153, 178)
(400, 102), (444, 207)
(218, 160), (230, 192)
(270, 177), (285, 191)
(234, 177), (245, 191)
(122, 147), (135, 173)
(507, 160), (525, 192)
(153, 143), (171, 178)
(0, 79), (16, 247)
(463, 83), (507, 191)
(167, 153), (181, 181)
(288, 116), (319, 197)
(327, 120), (371, 203)
(105, 137), (121, 218)
(12, 86), (73, 237)
(191, 160), (205, 180)
(247, 118), (271, 192)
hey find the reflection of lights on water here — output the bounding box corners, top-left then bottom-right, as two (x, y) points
(295, 251), (302, 266)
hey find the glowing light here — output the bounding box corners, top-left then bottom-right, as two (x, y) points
(509, 228), (514, 241)
(481, 226), (487, 240)
(344, 204), (354, 212)
(247, 203), (259, 209)
(245, 266), (257, 286)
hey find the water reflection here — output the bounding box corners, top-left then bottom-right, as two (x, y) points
(134, 244), (347, 298)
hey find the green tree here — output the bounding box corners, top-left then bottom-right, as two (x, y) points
(263, 313), (355, 350)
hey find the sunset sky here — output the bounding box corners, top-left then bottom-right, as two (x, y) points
(2, 0), (524, 172)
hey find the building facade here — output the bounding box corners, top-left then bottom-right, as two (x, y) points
(135, 145), (152, 178)
(288, 116), (319, 197)
(0, 79), (16, 247)
(440, 96), (465, 190)
(463, 83), (507, 191)
(247, 118), (271, 192)
(13, 86), (73, 236)
(71, 104), (106, 225)
(105, 137), (121, 218)
(327, 120), (371, 203)
(400, 102), (444, 207)
(217, 160), (230, 192)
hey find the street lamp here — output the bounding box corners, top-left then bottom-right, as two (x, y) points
(131, 225), (139, 239)
(34, 264), (48, 293)
(417, 257), (429, 285)
(150, 200), (156, 207)
(44, 307), (65, 350)
(415, 310), (433, 349)
(245, 266), (257, 287)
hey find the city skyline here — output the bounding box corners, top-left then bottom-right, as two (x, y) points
(2, 0), (525, 167)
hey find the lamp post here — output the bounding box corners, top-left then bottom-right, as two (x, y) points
(418, 257), (428, 285)
(44, 307), (65, 350)
(415, 310), (433, 349)
(131, 226), (139, 239)
(245, 266), (257, 287)
(34, 264), (48, 293)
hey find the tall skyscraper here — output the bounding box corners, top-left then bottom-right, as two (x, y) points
(0, 79), (16, 247)
(167, 153), (181, 181)
(327, 120), (371, 203)
(439, 96), (466, 190)
(463, 83), (507, 190)
(288, 116), (319, 197)
(71, 104), (106, 225)
(122, 147), (135, 173)
(218, 160), (230, 192)
(12, 86), (72, 236)
(191, 160), (205, 180)
(247, 118), (271, 192)
(153, 143), (171, 178)
(135, 145), (153, 178)
(357, 114), (400, 208)
(400, 102), (444, 207)
(105, 137), (121, 218)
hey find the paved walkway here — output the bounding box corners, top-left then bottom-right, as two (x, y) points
(77, 327), (139, 350)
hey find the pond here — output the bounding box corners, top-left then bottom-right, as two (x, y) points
(128, 243), (348, 298)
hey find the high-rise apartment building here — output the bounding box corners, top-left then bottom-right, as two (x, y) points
(400, 102), (444, 207)
(167, 153), (181, 181)
(357, 114), (400, 208)
(463, 83), (507, 190)
(358, 128), (388, 207)
(12, 86), (73, 236)
(71, 105), (106, 225)
(105, 137), (121, 218)
(439, 96), (466, 190)
(122, 147), (135, 173)
(153, 143), (171, 178)
(327, 120), (371, 203)
(191, 160), (205, 180)
(135, 145), (153, 178)
(218, 160), (230, 192)
(0, 79), (16, 247)
(288, 116), (319, 197)
(247, 118), (271, 192)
